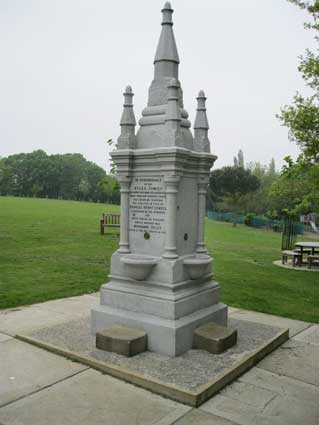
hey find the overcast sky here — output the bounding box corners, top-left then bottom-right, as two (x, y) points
(0, 0), (316, 172)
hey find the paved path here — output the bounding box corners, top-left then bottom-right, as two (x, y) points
(0, 294), (318, 424)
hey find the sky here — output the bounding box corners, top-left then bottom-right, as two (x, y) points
(0, 0), (316, 172)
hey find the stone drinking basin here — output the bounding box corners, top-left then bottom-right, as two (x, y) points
(121, 255), (158, 281)
(183, 255), (212, 279)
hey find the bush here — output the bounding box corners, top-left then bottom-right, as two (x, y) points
(244, 213), (256, 227)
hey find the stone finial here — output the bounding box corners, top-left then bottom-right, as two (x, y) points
(161, 2), (173, 25)
(166, 78), (181, 125)
(117, 85), (137, 149)
(154, 2), (179, 64)
(194, 90), (210, 153)
(194, 90), (209, 130)
(120, 86), (136, 126)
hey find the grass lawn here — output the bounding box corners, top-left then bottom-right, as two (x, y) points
(0, 196), (318, 323)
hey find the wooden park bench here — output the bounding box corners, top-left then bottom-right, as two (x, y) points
(100, 213), (120, 235)
(282, 250), (302, 267)
(307, 255), (319, 269)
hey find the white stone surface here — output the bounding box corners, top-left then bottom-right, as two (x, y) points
(91, 2), (227, 357)
(0, 333), (12, 343)
(229, 309), (310, 337)
(92, 302), (227, 356)
(257, 338), (319, 386)
(0, 294), (98, 335)
(0, 295), (317, 424)
(0, 369), (189, 425)
(173, 410), (238, 425)
(293, 324), (319, 346)
(0, 339), (87, 407)
(201, 367), (319, 425)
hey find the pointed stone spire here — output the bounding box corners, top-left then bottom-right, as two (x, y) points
(154, 2), (180, 66)
(136, 3), (193, 149)
(194, 90), (211, 153)
(146, 2), (180, 107)
(117, 85), (137, 149)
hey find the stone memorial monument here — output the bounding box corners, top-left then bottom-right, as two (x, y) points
(91, 2), (233, 356)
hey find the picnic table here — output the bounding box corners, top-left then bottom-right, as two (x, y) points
(295, 241), (319, 262)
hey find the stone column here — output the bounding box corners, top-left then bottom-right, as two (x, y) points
(163, 175), (180, 259)
(118, 176), (131, 254)
(196, 178), (209, 254)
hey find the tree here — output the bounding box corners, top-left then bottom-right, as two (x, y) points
(78, 178), (90, 201)
(269, 156), (319, 215)
(209, 166), (260, 226)
(98, 175), (120, 204)
(0, 150), (108, 202)
(275, 1), (319, 216)
(244, 159), (279, 215)
(278, 0), (319, 164)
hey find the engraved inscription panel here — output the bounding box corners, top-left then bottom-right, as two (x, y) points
(129, 176), (166, 235)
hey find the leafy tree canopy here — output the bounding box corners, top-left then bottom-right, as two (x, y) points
(0, 150), (118, 203)
(209, 166), (260, 226)
(279, 0), (319, 163)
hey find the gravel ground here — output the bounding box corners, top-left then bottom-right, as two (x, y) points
(28, 317), (283, 391)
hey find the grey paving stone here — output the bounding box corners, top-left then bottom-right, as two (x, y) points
(230, 309), (311, 337)
(152, 406), (192, 425)
(36, 294), (98, 317)
(0, 339), (87, 407)
(219, 381), (277, 409)
(0, 305), (74, 335)
(0, 333), (12, 343)
(0, 369), (189, 425)
(258, 338), (319, 387)
(293, 324), (319, 346)
(227, 307), (241, 315)
(201, 364), (319, 425)
(240, 367), (319, 405)
(0, 295), (98, 336)
(173, 409), (239, 425)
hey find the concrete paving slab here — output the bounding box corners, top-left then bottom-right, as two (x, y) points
(152, 406), (192, 425)
(18, 315), (288, 406)
(0, 339), (87, 407)
(257, 338), (319, 386)
(0, 305), (75, 336)
(35, 294), (98, 317)
(0, 333), (12, 343)
(0, 369), (190, 425)
(227, 307), (240, 315)
(218, 381), (277, 409)
(200, 362), (319, 425)
(240, 367), (319, 407)
(293, 324), (319, 346)
(173, 409), (239, 425)
(229, 309), (310, 337)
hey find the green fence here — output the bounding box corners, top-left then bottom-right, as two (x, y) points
(207, 211), (305, 234)
(207, 211), (246, 224)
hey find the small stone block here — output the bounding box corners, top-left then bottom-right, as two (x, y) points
(193, 322), (237, 354)
(96, 325), (147, 357)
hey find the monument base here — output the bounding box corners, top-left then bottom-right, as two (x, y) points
(91, 302), (227, 356)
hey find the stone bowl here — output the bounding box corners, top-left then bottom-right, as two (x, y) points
(121, 255), (158, 281)
(183, 255), (212, 280)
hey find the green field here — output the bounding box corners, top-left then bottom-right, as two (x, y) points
(0, 196), (318, 323)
